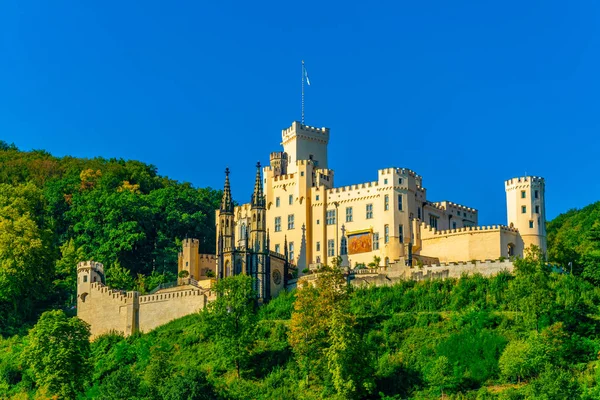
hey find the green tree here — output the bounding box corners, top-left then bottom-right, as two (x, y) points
(204, 275), (257, 378)
(160, 368), (220, 400)
(21, 310), (91, 398)
(426, 355), (456, 398)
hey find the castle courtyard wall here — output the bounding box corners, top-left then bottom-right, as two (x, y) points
(78, 283), (136, 339)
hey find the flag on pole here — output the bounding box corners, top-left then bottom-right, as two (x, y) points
(304, 65), (311, 86)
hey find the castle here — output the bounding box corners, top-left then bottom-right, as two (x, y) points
(77, 121), (546, 338)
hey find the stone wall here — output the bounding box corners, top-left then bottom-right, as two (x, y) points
(138, 287), (210, 333)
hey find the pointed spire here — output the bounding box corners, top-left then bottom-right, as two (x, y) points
(251, 161), (265, 208)
(220, 167), (233, 213)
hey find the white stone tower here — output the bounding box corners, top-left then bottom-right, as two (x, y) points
(281, 121), (330, 174)
(505, 176), (547, 255)
(77, 261), (104, 303)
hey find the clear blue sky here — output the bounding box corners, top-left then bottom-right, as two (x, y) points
(1, 1), (599, 225)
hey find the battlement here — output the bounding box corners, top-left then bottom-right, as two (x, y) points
(270, 151), (288, 160)
(505, 176), (545, 187)
(435, 201), (478, 214)
(273, 173), (296, 182)
(379, 167), (422, 180)
(199, 253), (216, 260)
(425, 201), (446, 212)
(77, 261), (104, 274)
(139, 288), (206, 304)
(282, 121), (329, 138)
(88, 281), (131, 304)
(182, 238), (199, 247)
(327, 180), (379, 194)
(420, 221), (519, 236)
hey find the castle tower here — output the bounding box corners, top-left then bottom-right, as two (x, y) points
(77, 261), (104, 303)
(505, 176), (547, 255)
(178, 238), (200, 279)
(281, 121), (330, 174)
(249, 162), (269, 300)
(217, 168), (235, 278)
(269, 151), (288, 177)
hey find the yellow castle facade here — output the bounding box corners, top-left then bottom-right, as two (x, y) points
(216, 121), (546, 276)
(77, 120), (546, 338)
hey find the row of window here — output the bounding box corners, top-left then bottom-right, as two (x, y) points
(383, 178), (404, 185)
(274, 215), (295, 231)
(521, 205), (541, 214)
(274, 243), (295, 261)
(521, 190), (540, 199)
(275, 195), (295, 207)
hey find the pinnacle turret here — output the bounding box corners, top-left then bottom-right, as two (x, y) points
(251, 162), (265, 208)
(220, 167), (234, 213)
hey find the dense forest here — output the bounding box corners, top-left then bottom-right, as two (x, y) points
(1, 142), (600, 399)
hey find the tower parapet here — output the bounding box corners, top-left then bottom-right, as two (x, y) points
(281, 121), (330, 173)
(505, 176), (546, 254)
(269, 151), (288, 177)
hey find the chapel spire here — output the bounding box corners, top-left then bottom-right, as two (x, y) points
(251, 162), (265, 208)
(220, 167), (233, 213)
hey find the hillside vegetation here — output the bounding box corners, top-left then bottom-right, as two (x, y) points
(1, 141), (600, 399)
(0, 141), (221, 336)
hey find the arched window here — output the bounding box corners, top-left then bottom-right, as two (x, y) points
(225, 260), (231, 277)
(253, 214), (256, 222)
(241, 223), (247, 238)
(340, 237), (348, 255)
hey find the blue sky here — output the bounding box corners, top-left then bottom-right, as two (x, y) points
(1, 1), (599, 225)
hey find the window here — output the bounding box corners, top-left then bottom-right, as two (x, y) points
(366, 204), (373, 219)
(384, 195), (390, 211)
(274, 217), (281, 232)
(241, 223), (246, 238)
(521, 206), (527, 214)
(328, 239), (335, 257)
(289, 194), (293, 205)
(289, 242), (294, 261)
(384, 178), (388, 184)
(399, 224), (404, 243)
(535, 190), (539, 199)
(418, 207), (421, 219)
(83, 275), (88, 283)
(346, 207), (353, 222)
(535, 205), (540, 214)
(288, 214), (295, 229)
(275, 244), (280, 254)
(301, 171), (304, 176)
(399, 178), (403, 184)
(186, 261), (189, 267)
(521, 190), (526, 199)
(326, 209), (336, 225)
(384, 225), (389, 243)
(398, 194), (403, 211)
(373, 233), (380, 250)
(340, 237), (347, 255)
(452, 221), (457, 229)
(276, 197), (280, 207)
(316, 241), (321, 252)
(529, 220), (534, 228)
(429, 215), (438, 229)
(317, 219), (320, 225)
(316, 195), (319, 201)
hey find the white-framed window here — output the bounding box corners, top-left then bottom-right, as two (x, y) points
(384, 195), (389, 211)
(366, 203), (373, 219)
(341, 237), (347, 255)
(521, 206), (527, 214)
(346, 207), (353, 222)
(384, 225), (389, 243)
(326, 209), (336, 225)
(289, 242), (294, 261)
(398, 194), (403, 211)
(327, 239), (335, 257)
(316, 241), (321, 252)
(289, 194), (293, 205)
(274, 217), (281, 232)
(399, 224), (403, 243)
(275, 197), (280, 207)
(288, 214), (295, 230)
(275, 244), (280, 254)
(373, 233), (379, 250)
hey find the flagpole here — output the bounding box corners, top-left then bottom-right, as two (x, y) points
(301, 60), (305, 125)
